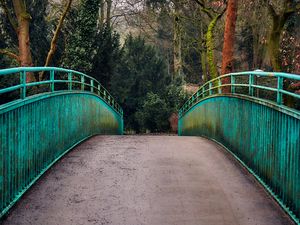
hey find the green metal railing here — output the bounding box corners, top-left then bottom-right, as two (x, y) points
(178, 71), (300, 224)
(0, 67), (123, 218)
(179, 71), (300, 118)
(0, 67), (123, 116)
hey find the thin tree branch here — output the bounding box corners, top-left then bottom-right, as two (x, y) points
(0, 0), (18, 33)
(191, 0), (205, 8)
(192, 0), (213, 18)
(263, 0), (278, 18)
(44, 0), (73, 69)
(284, 2), (300, 15)
(0, 49), (20, 62)
(192, 0), (227, 19)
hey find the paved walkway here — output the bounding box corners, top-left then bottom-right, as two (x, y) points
(2, 136), (293, 225)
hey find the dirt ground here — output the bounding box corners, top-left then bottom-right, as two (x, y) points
(1, 135), (294, 225)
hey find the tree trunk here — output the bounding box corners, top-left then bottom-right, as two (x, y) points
(268, 15), (286, 72)
(266, 0), (295, 72)
(173, 12), (183, 78)
(12, 0), (34, 82)
(206, 15), (221, 80)
(201, 50), (207, 82)
(266, 5), (295, 106)
(199, 20), (208, 82)
(106, 0), (112, 27)
(252, 30), (267, 69)
(221, 0), (238, 93)
(99, 0), (105, 29)
(268, 30), (281, 72)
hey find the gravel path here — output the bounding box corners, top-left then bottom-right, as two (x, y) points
(1, 135), (293, 225)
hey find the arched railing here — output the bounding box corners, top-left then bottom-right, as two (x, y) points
(178, 71), (300, 224)
(0, 67), (123, 218)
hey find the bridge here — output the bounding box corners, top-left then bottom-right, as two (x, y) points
(0, 67), (299, 225)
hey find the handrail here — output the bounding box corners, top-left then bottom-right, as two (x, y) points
(0, 67), (123, 116)
(179, 71), (300, 117)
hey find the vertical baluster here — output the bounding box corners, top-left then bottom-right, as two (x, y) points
(50, 70), (55, 92)
(90, 80), (94, 93)
(277, 76), (283, 105)
(218, 78), (222, 94)
(98, 84), (100, 96)
(249, 74), (254, 96)
(231, 75), (235, 94)
(81, 75), (85, 91)
(209, 82), (212, 96)
(20, 71), (26, 99)
(68, 72), (72, 90)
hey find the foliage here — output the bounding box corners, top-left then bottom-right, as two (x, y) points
(136, 77), (187, 132)
(164, 74), (188, 113)
(135, 92), (169, 132)
(28, 0), (50, 66)
(0, 0), (50, 67)
(111, 35), (167, 131)
(61, 0), (100, 74)
(91, 25), (122, 88)
(111, 35), (187, 132)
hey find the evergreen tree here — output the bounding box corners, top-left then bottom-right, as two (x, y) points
(91, 25), (122, 89)
(135, 92), (169, 132)
(61, 0), (100, 74)
(111, 35), (169, 132)
(111, 35), (187, 132)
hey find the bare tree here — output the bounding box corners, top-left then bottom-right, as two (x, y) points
(44, 0), (73, 69)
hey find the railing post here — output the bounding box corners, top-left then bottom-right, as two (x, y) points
(68, 72), (72, 90)
(218, 78), (222, 94)
(231, 75), (235, 94)
(249, 74), (254, 96)
(20, 71), (26, 99)
(277, 76), (283, 105)
(103, 90), (106, 100)
(90, 79), (94, 93)
(50, 70), (55, 92)
(98, 84), (100, 96)
(209, 82), (212, 96)
(81, 75), (85, 91)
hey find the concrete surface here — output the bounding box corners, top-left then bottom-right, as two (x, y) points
(1, 136), (294, 225)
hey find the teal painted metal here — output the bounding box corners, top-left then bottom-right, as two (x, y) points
(0, 67), (123, 218)
(178, 71), (300, 224)
(179, 71), (300, 117)
(0, 67), (123, 116)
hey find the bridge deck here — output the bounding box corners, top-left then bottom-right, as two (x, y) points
(2, 136), (293, 225)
